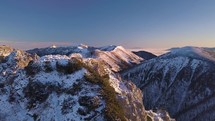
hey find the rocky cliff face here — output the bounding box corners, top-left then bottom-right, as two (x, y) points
(122, 47), (215, 121)
(0, 46), (172, 121)
(0, 45), (14, 57)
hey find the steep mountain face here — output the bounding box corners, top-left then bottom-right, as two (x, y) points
(0, 45), (14, 57)
(0, 47), (34, 78)
(27, 45), (143, 72)
(133, 51), (157, 60)
(122, 46), (215, 121)
(94, 46), (143, 72)
(0, 46), (173, 121)
(0, 45), (14, 63)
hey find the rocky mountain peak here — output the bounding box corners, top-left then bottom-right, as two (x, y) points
(0, 45), (14, 57)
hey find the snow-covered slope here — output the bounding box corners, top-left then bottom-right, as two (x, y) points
(94, 46), (143, 72)
(0, 46), (174, 121)
(0, 54), (104, 120)
(122, 46), (215, 121)
(27, 45), (143, 72)
(169, 46), (215, 61)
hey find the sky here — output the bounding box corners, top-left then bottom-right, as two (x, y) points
(0, 0), (215, 49)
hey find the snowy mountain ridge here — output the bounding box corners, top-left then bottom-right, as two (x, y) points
(0, 45), (173, 121)
(122, 46), (215, 121)
(168, 46), (215, 62)
(27, 45), (143, 72)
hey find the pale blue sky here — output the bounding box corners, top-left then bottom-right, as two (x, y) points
(0, 0), (215, 49)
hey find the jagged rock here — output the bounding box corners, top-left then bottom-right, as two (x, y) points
(0, 45), (14, 57)
(117, 81), (146, 121)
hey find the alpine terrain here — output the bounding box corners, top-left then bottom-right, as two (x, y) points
(0, 45), (173, 121)
(27, 45), (143, 72)
(123, 46), (215, 121)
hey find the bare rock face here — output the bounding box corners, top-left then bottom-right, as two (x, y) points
(116, 81), (146, 121)
(146, 110), (175, 121)
(0, 45), (14, 63)
(0, 45), (14, 57)
(115, 79), (174, 121)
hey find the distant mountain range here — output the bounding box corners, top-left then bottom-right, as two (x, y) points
(132, 51), (157, 60)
